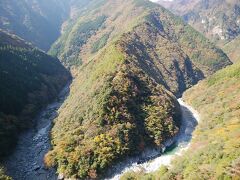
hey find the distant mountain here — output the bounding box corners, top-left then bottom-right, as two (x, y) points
(45, 0), (231, 179)
(50, 0), (231, 94)
(0, 30), (70, 158)
(156, 0), (240, 45)
(0, 0), (70, 50)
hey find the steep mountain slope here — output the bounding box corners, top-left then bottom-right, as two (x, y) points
(156, 0), (240, 46)
(50, 0), (231, 95)
(45, 0), (231, 179)
(179, 61), (240, 179)
(127, 60), (240, 179)
(0, 0), (70, 50)
(223, 35), (240, 63)
(0, 30), (70, 158)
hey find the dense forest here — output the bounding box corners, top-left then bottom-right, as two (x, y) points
(45, 0), (231, 179)
(122, 59), (240, 179)
(0, 0), (239, 179)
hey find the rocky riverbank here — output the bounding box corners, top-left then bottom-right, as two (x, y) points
(2, 83), (71, 180)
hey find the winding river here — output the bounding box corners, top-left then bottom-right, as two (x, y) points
(2, 83), (70, 180)
(106, 99), (200, 180)
(2, 88), (199, 180)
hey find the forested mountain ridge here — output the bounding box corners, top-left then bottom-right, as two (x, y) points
(0, 30), (70, 159)
(156, 0), (240, 46)
(45, 0), (231, 179)
(49, 0), (231, 94)
(0, 0), (71, 50)
(124, 60), (240, 179)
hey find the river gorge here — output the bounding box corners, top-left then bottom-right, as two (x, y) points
(3, 88), (200, 180)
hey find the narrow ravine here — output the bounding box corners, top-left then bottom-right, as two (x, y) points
(107, 98), (200, 180)
(2, 83), (71, 180)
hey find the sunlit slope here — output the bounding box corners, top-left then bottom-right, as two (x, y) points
(223, 35), (240, 63)
(121, 60), (240, 180)
(130, 61), (240, 179)
(46, 0), (232, 179)
(175, 61), (240, 179)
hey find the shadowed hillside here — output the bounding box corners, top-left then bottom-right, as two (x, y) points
(0, 30), (70, 158)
